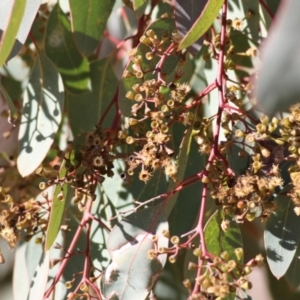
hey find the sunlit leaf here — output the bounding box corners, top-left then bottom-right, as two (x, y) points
(69, 0), (115, 56)
(133, 0), (149, 18)
(45, 161), (72, 251)
(45, 4), (90, 93)
(0, 0), (26, 66)
(101, 204), (168, 300)
(264, 194), (300, 279)
(17, 53), (64, 177)
(178, 0), (224, 51)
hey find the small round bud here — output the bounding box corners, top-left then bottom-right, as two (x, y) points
(170, 235), (180, 245)
(168, 255), (176, 263)
(39, 182), (46, 190)
(126, 136), (135, 144)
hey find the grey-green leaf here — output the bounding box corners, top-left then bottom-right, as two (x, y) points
(101, 204), (168, 300)
(264, 194), (300, 279)
(17, 53), (64, 177)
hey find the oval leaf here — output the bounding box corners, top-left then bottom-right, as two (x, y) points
(255, 0), (300, 115)
(174, 0), (207, 55)
(17, 53), (64, 177)
(101, 204), (168, 300)
(44, 4), (90, 94)
(178, 0), (224, 51)
(264, 193), (300, 279)
(69, 0), (115, 56)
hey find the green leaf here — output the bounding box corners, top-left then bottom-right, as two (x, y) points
(69, 0), (115, 56)
(101, 204), (168, 300)
(0, 0), (26, 67)
(133, 0), (149, 18)
(166, 111), (198, 216)
(45, 161), (72, 251)
(0, 81), (18, 119)
(178, 0), (224, 51)
(205, 210), (243, 261)
(44, 4), (90, 94)
(67, 58), (118, 135)
(264, 194), (300, 279)
(285, 244), (300, 289)
(17, 53), (64, 177)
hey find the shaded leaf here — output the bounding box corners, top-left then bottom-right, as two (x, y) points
(0, 81), (18, 119)
(136, 169), (167, 203)
(68, 58), (118, 136)
(45, 4), (90, 94)
(166, 106), (199, 216)
(1, 73), (23, 101)
(255, 0), (300, 115)
(69, 0), (115, 56)
(264, 193), (300, 279)
(17, 53), (64, 177)
(226, 118), (255, 175)
(178, 0), (224, 51)
(174, 0), (207, 55)
(285, 244), (300, 289)
(101, 204), (168, 300)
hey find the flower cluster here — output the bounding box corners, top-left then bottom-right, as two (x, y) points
(120, 26), (193, 182)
